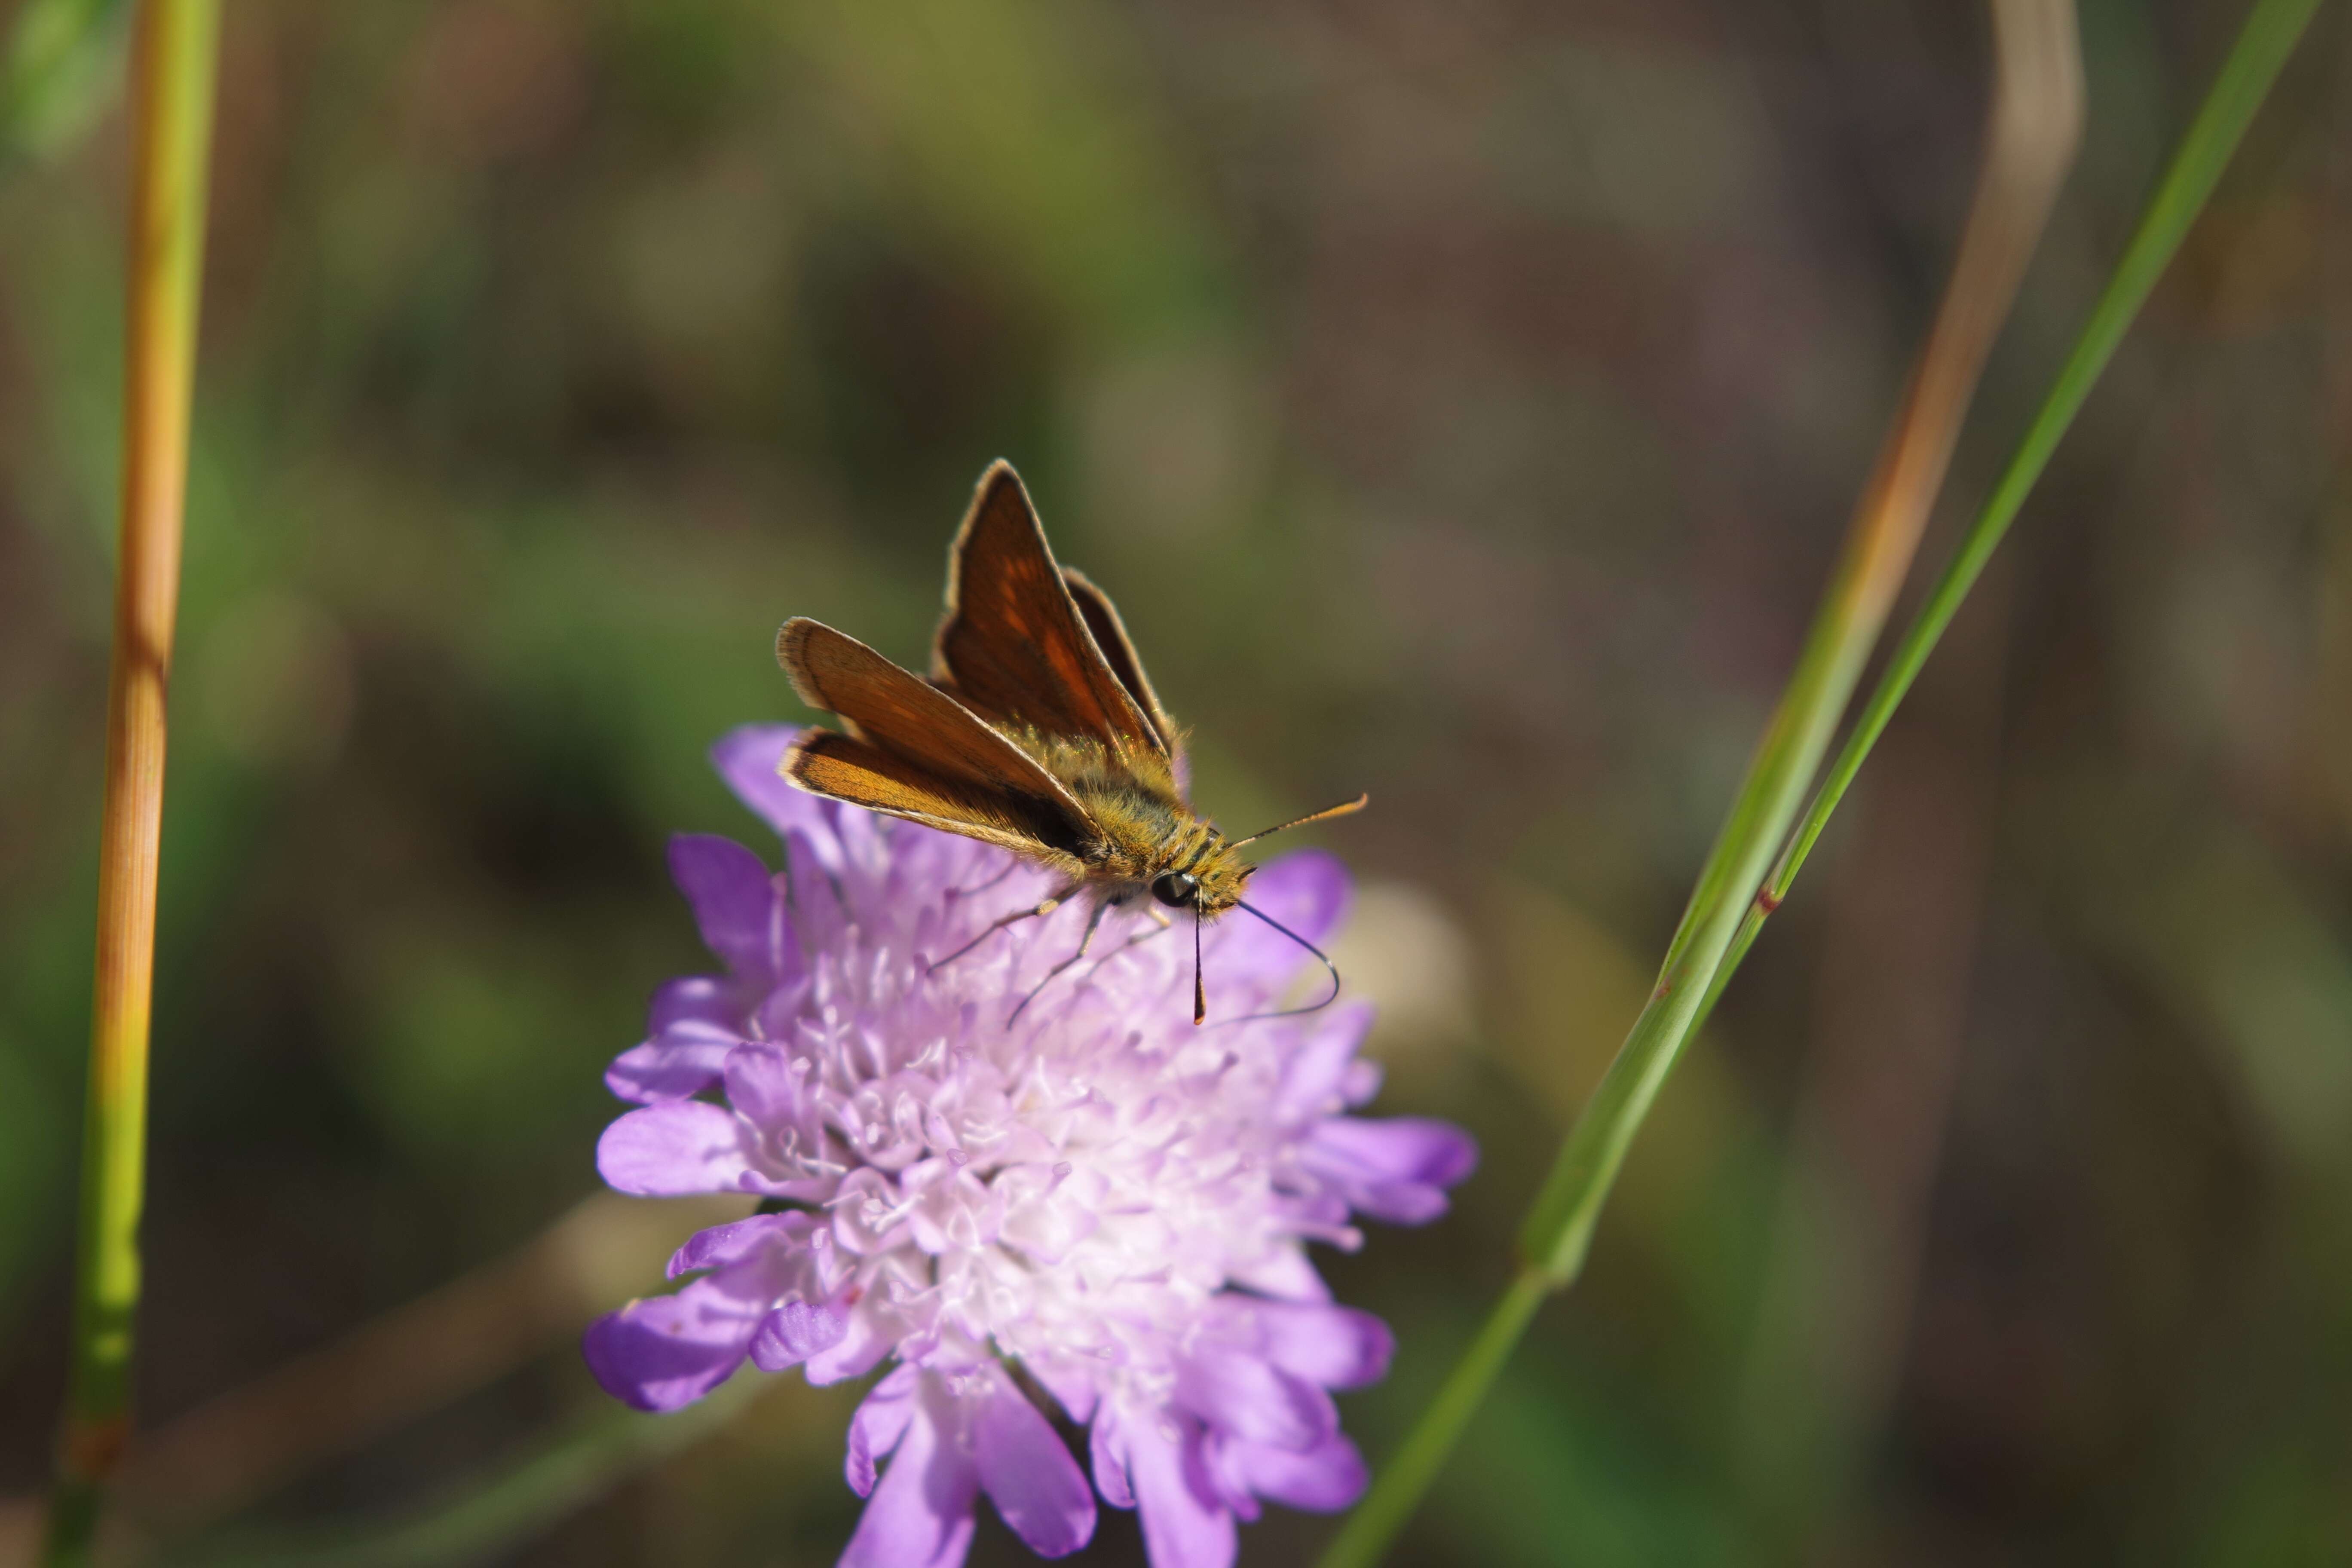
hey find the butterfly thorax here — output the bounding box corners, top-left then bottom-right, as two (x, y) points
(1001, 725), (1251, 915)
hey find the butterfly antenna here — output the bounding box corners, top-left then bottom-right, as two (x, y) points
(1214, 898), (1343, 1026)
(1192, 905), (1206, 1026)
(1225, 793), (1370, 851)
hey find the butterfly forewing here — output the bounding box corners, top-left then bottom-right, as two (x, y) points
(931, 462), (1165, 756)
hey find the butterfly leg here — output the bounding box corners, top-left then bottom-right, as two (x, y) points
(944, 855), (1020, 902)
(1008, 897), (1115, 1024)
(928, 886), (1075, 974)
(1080, 903), (1173, 979)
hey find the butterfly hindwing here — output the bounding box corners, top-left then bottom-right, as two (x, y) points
(782, 731), (1089, 869)
(1062, 566), (1179, 760)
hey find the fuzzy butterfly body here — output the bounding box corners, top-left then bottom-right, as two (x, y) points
(989, 724), (1243, 903)
(773, 460), (1361, 1022)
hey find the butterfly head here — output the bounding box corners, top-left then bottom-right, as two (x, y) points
(1148, 849), (1250, 920)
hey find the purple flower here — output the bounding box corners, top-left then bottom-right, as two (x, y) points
(585, 725), (1477, 1567)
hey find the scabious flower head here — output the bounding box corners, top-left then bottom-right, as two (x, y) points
(586, 726), (1476, 1568)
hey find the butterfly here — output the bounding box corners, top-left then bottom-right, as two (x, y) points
(774, 460), (1366, 1024)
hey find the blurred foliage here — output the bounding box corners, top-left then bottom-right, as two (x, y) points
(1, 0), (2349, 1564)
(0, 0), (129, 160)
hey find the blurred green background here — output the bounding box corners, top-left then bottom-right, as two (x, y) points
(2, 1), (2348, 1563)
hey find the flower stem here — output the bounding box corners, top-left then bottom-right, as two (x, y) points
(43, 0), (222, 1562)
(1318, 0), (2328, 1557)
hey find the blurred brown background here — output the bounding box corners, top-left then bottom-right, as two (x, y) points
(1, 1), (2348, 1564)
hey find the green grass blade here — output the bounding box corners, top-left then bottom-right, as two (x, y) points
(1690, 0), (2327, 1041)
(1320, 1270), (1552, 1567)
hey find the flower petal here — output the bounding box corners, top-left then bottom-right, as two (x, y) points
(580, 1276), (762, 1412)
(722, 1041), (811, 1137)
(831, 1167), (912, 1254)
(1303, 1115), (1478, 1224)
(845, 1365), (920, 1497)
(1023, 1355), (1100, 1426)
(667, 1212), (808, 1280)
(1272, 1004), (1375, 1122)
(1226, 1245), (1331, 1303)
(1175, 1349), (1336, 1450)
(710, 724), (829, 843)
(1223, 1433), (1368, 1513)
(597, 1102), (756, 1196)
(1248, 1301), (1393, 1391)
(668, 834), (787, 980)
(841, 1379), (979, 1568)
(782, 828), (849, 950)
(974, 1375), (1095, 1557)
(1123, 1408), (1237, 1568)
(646, 974), (737, 1032)
(1090, 1411), (1135, 1510)
(805, 1297), (898, 1386)
(605, 1019), (741, 1105)
(748, 1297), (847, 1371)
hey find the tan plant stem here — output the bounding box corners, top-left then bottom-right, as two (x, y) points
(43, 1), (222, 1561)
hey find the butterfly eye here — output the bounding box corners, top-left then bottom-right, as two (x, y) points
(1151, 871), (1199, 908)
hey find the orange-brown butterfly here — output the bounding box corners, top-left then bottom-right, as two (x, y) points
(774, 460), (1366, 1024)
